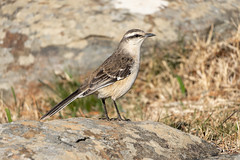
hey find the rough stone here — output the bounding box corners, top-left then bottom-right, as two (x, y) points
(0, 48), (14, 72)
(205, 154), (240, 160)
(0, 118), (219, 160)
(18, 54), (35, 67)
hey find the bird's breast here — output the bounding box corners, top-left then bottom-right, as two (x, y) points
(98, 62), (139, 100)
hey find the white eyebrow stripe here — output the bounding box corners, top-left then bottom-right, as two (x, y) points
(125, 32), (143, 38)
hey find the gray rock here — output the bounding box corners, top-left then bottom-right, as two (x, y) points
(0, 118), (219, 160)
(205, 154), (240, 160)
(0, 48), (14, 73)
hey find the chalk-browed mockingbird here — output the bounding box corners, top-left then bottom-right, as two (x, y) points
(40, 29), (155, 121)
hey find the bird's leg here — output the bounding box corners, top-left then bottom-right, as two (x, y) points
(113, 100), (130, 121)
(100, 99), (110, 121)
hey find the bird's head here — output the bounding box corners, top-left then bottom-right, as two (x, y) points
(121, 29), (155, 46)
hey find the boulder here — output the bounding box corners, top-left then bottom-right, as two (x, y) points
(0, 118), (219, 159)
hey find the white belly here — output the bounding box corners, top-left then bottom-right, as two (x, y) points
(98, 63), (139, 100)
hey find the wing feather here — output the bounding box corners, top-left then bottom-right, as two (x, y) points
(89, 53), (134, 91)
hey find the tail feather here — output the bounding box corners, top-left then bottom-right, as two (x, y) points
(40, 89), (83, 120)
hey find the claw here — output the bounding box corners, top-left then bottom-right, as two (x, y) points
(99, 117), (110, 121)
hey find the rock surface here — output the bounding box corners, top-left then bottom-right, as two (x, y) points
(0, 118), (219, 160)
(205, 154), (240, 160)
(0, 0), (239, 100)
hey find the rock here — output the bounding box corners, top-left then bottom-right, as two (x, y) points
(0, 48), (14, 73)
(18, 54), (35, 67)
(0, 0), (239, 100)
(205, 154), (240, 160)
(0, 118), (219, 160)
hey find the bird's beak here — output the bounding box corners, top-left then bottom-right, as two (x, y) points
(145, 33), (156, 37)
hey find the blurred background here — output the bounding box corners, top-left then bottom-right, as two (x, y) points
(0, 0), (240, 154)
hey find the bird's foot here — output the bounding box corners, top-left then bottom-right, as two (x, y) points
(122, 116), (131, 121)
(99, 117), (110, 121)
(99, 116), (130, 121)
(123, 118), (131, 121)
(110, 116), (131, 121)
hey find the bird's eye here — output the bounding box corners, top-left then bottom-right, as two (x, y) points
(128, 34), (142, 39)
(134, 34), (142, 38)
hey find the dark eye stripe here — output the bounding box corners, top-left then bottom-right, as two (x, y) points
(128, 34), (143, 39)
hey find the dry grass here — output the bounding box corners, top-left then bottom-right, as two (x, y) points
(0, 25), (240, 154)
(123, 24), (240, 154)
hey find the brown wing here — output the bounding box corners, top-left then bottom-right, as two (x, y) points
(89, 53), (135, 91)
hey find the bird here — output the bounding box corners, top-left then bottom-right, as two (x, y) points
(40, 29), (155, 121)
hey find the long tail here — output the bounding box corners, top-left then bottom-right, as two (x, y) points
(40, 88), (84, 120)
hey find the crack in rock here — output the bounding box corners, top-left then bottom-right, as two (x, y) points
(75, 137), (90, 143)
